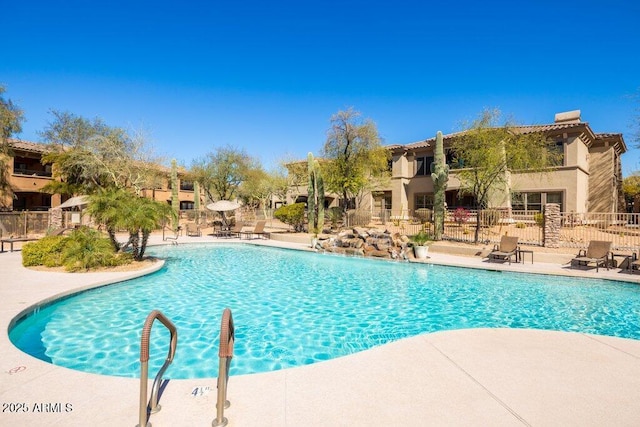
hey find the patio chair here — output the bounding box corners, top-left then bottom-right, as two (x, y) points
(185, 222), (201, 237)
(216, 221), (243, 238)
(570, 240), (612, 272)
(239, 220), (270, 240)
(487, 235), (519, 265)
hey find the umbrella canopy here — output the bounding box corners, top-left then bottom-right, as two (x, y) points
(57, 195), (90, 209)
(206, 200), (241, 211)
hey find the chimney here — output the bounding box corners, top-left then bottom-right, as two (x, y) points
(554, 110), (581, 124)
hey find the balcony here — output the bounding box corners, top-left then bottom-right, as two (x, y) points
(13, 167), (52, 178)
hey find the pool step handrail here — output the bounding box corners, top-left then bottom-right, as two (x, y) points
(137, 310), (178, 427)
(212, 308), (235, 427)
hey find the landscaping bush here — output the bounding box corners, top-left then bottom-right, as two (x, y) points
(453, 207), (470, 224)
(274, 203), (306, 232)
(22, 235), (67, 267)
(22, 228), (133, 271)
(534, 212), (544, 227)
(62, 228), (132, 272)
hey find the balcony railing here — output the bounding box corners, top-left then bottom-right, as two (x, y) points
(12, 168), (52, 178)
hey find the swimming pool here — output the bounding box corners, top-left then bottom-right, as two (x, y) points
(9, 243), (640, 379)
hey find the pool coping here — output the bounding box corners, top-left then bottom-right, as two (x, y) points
(2, 235), (640, 426)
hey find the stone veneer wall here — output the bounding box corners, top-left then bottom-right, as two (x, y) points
(49, 207), (63, 229)
(543, 203), (560, 248)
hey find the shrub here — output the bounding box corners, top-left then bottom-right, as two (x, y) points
(62, 228), (130, 272)
(515, 222), (526, 229)
(453, 207), (470, 224)
(274, 203), (306, 232)
(22, 228), (133, 271)
(22, 236), (67, 267)
(410, 229), (433, 246)
(534, 212), (544, 227)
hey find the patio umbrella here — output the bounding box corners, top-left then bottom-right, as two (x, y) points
(57, 195), (90, 209)
(206, 200), (241, 211)
(206, 200), (241, 227)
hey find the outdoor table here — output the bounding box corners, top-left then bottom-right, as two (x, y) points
(1, 237), (37, 252)
(517, 248), (534, 264)
(611, 251), (637, 269)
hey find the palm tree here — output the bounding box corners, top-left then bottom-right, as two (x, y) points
(88, 188), (175, 260)
(121, 196), (175, 260)
(87, 188), (131, 251)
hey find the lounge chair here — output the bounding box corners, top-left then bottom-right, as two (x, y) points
(488, 235), (519, 265)
(630, 254), (640, 273)
(216, 221), (243, 238)
(185, 222), (201, 237)
(239, 220), (270, 240)
(570, 240), (612, 272)
(48, 227), (74, 236)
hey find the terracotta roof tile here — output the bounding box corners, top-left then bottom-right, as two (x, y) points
(6, 139), (49, 153)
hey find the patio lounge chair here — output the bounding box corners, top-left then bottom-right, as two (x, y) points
(185, 222), (201, 237)
(216, 221), (243, 238)
(488, 235), (519, 265)
(239, 220), (270, 240)
(570, 240), (612, 272)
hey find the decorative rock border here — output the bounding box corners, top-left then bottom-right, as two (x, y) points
(313, 227), (413, 259)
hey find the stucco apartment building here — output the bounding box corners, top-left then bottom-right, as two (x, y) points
(375, 110), (626, 217)
(2, 109), (628, 218)
(1, 139), (199, 212)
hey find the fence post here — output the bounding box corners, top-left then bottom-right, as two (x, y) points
(543, 203), (560, 248)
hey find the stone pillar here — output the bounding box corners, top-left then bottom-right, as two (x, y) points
(50, 207), (63, 229)
(543, 203), (561, 248)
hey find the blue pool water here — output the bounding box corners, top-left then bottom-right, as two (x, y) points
(9, 243), (640, 379)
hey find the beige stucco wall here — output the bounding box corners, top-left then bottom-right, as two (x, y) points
(510, 167), (589, 212)
(565, 135), (590, 171)
(588, 147), (616, 213)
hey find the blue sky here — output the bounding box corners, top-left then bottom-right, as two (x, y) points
(3, 1), (639, 173)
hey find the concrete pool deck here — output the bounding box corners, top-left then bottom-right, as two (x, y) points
(1, 235), (640, 426)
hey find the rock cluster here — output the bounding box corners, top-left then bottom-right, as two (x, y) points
(313, 227), (412, 260)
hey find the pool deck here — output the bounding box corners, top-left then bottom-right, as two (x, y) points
(2, 235), (640, 426)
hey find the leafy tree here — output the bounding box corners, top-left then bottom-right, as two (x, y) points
(240, 166), (288, 219)
(623, 174), (640, 212)
(274, 202), (305, 232)
(280, 157), (308, 203)
(451, 109), (561, 242)
(0, 86), (24, 202)
(322, 108), (390, 215)
(40, 111), (162, 195)
(190, 145), (254, 203)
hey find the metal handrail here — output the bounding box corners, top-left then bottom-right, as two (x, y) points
(212, 308), (234, 427)
(137, 310), (178, 427)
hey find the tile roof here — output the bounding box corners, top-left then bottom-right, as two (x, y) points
(387, 122), (625, 152)
(6, 138), (49, 153)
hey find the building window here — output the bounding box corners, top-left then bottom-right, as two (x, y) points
(415, 194), (434, 210)
(512, 191), (563, 213)
(180, 181), (194, 191)
(415, 156), (434, 176)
